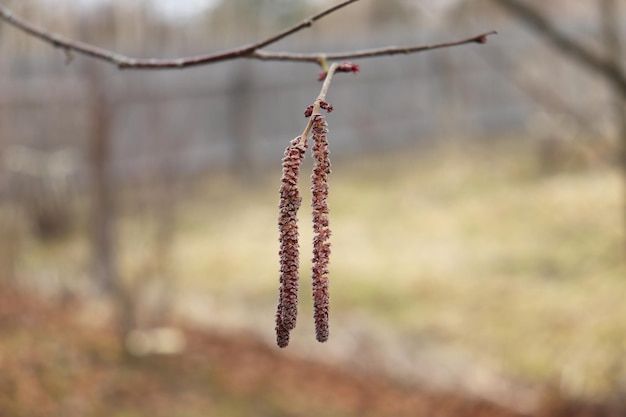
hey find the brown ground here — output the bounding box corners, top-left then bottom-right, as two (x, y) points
(0, 288), (618, 417)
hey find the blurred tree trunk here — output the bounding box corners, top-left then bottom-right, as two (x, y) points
(86, 65), (116, 294)
(491, 0), (626, 245)
(601, 0), (626, 176)
(85, 64), (135, 340)
(491, 0), (626, 95)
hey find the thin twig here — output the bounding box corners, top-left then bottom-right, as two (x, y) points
(0, 1), (496, 70)
(240, 0), (360, 51)
(299, 63), (341, 146)
(0, 0), (356, 69)
(253, 31), (498, 63)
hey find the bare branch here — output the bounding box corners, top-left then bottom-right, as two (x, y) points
(246, 0), (360, 51)
(253, 31), (498, 63)
(0, 1), (495, 70)
(299, 62), (342, 145)
(0, 0), (355, 68)
(492, 0), (626, 96)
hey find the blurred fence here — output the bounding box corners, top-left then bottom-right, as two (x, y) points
(0, 21), (617, 189)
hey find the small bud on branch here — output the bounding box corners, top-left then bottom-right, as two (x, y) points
(337, 62), (360, 74)
(319, 101), (333, 113)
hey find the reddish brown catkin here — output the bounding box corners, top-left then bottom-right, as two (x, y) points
(311, 114), (331, 343)
(275, 286), (290, 348)
(276, 136), (307, 347)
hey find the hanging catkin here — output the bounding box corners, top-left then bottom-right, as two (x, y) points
(276, 136), (307, 346)
(310, 114), (331, 343)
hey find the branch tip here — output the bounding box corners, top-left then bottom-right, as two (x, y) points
(475, 30), (498, 44)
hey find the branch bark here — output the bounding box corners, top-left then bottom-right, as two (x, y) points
(0, 1), (496, 69)
(493, 0), (626, 250)
(601, 0), (625, 141)
(491, 0), (626, 96)
(601, 0), (626, 249)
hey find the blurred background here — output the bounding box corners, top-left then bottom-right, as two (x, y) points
(1, 0), (625, 416)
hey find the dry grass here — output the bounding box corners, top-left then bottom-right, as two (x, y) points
(0, 289), (533, 417)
